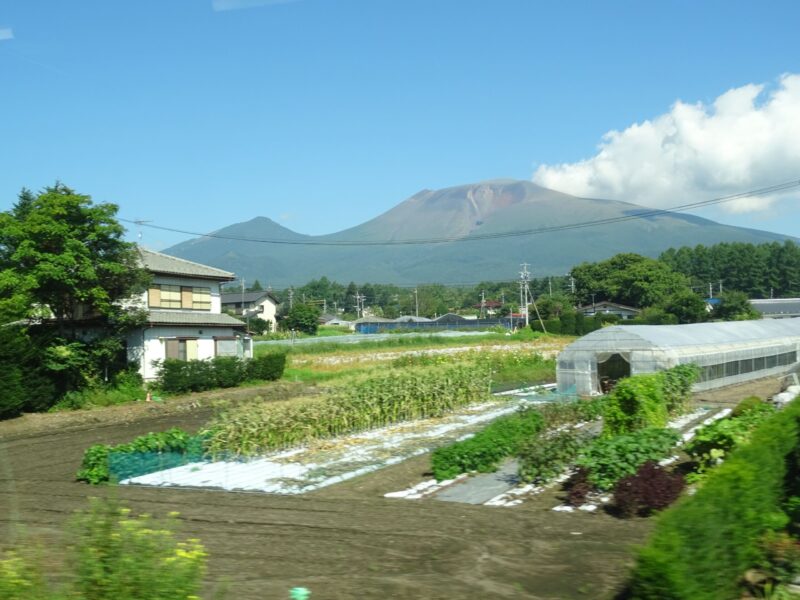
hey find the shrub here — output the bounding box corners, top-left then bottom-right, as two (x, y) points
(246, 352), (287, 381)
(684, 402), (776, 474)
(732, 395), (766, 417)
(576, 428), (680, 491)
(537, 397), (605, 428)
(431, 408), (544, 480)
(154, 352), (287, 394)
(629, 395), (800, 600)
(602, 365), (699, 436)
(0, 499), (210, 600)
(613, 461), (685, 518)
(518, 429), (588, 484)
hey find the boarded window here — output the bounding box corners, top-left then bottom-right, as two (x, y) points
(181, 287), (194, 309)
(160, 285), (181, 308)
(192, 287), (211, 310)
(148, 287), (161, 307)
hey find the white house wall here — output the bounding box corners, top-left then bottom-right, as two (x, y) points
(128, 326), (246, 381)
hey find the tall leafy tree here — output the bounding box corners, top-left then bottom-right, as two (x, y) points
(0, 184), (149, 399)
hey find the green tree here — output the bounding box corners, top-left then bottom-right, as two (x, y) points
(660, 289), (708, 324)
(281, 303), (321, 335)
(712, 290), (760, 321)
(571, 253), (690, 308)
(247, 279), (263, 292)
(0, 184), (149, 400)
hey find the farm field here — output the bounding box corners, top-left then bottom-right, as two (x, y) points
(0, 341), (785, 599)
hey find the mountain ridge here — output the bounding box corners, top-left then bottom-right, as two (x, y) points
(164, 180), (796, 287)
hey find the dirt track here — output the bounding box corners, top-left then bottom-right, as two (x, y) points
(0, 376), (786, 600)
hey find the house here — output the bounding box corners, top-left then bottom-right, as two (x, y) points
(127, 249), (252, 381)
(577, 301), (640, 320)
(751, 298), (800, 319)
(220, 290), (280, 328)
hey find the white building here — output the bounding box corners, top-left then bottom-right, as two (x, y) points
(220, 290), (280, 328)
(127, 249), (252, 381)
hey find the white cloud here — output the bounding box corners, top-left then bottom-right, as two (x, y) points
(533, 74), (800, 213)
(212, 0), (300, 11)
(0, 27), (14, 41)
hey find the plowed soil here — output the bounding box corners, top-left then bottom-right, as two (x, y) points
(0, 376), (785, 600)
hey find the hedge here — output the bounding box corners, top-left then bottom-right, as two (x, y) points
(629, 394), (800, 599)
(154, 352), (286, 394)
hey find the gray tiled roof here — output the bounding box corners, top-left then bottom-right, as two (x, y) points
(139, 248), (235, 281)
(220, 291), (280, 305)
(146, 310), (246, 328)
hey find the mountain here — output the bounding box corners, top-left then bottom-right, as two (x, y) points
(164, 180), (796, 287)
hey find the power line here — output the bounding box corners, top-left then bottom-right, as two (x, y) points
(121, 179), (800, 248)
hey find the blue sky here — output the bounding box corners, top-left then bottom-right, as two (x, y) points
(2, 0), (799, 249)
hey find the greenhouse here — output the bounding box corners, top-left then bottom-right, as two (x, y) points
(556, 318), (800, 396)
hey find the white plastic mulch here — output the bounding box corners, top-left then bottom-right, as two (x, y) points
(122, 389), (553, 494)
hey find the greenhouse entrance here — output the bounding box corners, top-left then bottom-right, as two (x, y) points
(597, 353), (630, 393)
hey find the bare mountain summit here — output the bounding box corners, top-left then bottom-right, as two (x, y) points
(165, 180), (795, 287)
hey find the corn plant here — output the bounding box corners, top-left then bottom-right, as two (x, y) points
(203, 363), (492, 456)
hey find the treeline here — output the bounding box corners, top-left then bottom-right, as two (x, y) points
(660, 240), (800, 299)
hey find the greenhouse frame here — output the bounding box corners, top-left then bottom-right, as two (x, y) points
(556, 318), (800, 396)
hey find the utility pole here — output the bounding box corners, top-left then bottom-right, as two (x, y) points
(548, 277), (552, 297)
(719, 280), (724, 294)
(414, 287), (419, 318)
(354, 289), (361, 318)
(519, 263), (531, 328)
(288, 287), (294, 309)
(708, 283), (713, 299)
(480, 290), (486, 319)
(241, 278), (245, 316)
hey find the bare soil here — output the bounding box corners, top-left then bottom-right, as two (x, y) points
(0, 376), (786, 600)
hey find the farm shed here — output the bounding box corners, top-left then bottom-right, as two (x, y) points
(556, 318), (800, 396)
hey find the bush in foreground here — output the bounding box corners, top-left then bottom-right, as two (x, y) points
(154, 352), (287, 394)
(0, 499), (209, 600)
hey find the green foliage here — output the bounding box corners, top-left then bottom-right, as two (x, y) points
(659, 289), (708, 324)
(629, 396), (800, 600)
(50, 370), (144, 411)
(685, 402), (776, 475)
(732, 395), (767, 417)
(518, 430), (588, 484)
(247, 351), (287, 381)
(431, 408), (545, 481)
(205, 363), (491, 456)
(660, 241), (800, 300)
(281, 303), (321, 335)
(154, 352), (286, 394)
(0, 185), (149, 412)
(576, 428), (680, 491)
(602, 365), (699, 436)
(434, 398), (605, 482)
(248, 315), (271, 335)
(0, 325), (56, 419)
(68, 499), (207, 600)
(570, 253), (691, 308)
(76, 428), (205, 484)
(712, 290), (761, 321)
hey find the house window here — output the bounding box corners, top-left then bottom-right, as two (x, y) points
(148, 285), (211, 310)
(165, 338), (198, 361)
(192, 287), (211, 310)
(215, 338), (238, 357)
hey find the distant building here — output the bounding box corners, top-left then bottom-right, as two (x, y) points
(577, 301), (640, 320)
(751, 298), (800, 319)
(220, 290), (280, 329)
